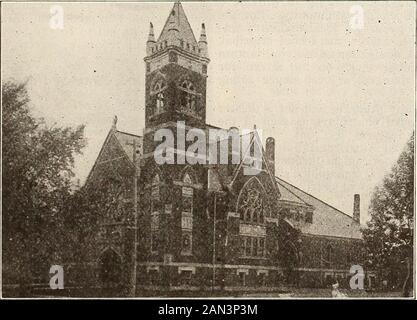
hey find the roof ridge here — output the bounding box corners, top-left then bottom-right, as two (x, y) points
(275, 176), (358, 222)
(115, 130), (142, 138)
(85, 128), (136, 185)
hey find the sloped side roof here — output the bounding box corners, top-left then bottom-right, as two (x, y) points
(278, 181), (310, 206)
(276, 177), (362, 240)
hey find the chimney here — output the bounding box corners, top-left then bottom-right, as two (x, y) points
(265, 137), (275, 176)
(353, 194), (360, 223)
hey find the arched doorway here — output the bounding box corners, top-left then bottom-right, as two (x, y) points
(282, 241), (300, 286)
(278, 218), (302, 287)
(99, 249), (122, 287)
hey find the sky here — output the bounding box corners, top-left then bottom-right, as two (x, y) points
(2, 1), (415, 224)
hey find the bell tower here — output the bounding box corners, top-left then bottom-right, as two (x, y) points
(143, 2), (210, 155)
(140, 3), (210, 263)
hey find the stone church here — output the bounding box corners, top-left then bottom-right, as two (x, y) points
(77, 2), (375, 295)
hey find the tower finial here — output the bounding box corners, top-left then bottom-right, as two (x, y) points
(199, 23), (207, 43)
(112, 115), (118, 131)
(146, 22), (156, 56)
(148, 22), (155, 42)
(198, 22), (209, 58)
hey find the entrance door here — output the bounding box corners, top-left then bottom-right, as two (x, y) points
(99, 249), (122, 286)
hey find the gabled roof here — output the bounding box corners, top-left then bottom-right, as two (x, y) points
(275, 177), (362, 239)
(85, 128), (142, 185)
(223, 129), (281, 198)
(157, 2), (198, 47)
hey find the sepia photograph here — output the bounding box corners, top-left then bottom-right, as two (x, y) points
(1, 0), (415, 301)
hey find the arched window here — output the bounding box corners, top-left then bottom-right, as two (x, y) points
(99, 249), (122, 285)
(237, 178), (267, 258)
(282, 241), (300, 275)
(151, 81), (166, 115)
(237, 178), (265, 224)
(181, 173), (194, 255)
(325, 245), (333, 266)
(179, 80), (198, 113)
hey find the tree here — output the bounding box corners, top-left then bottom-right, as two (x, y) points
(362, 132), (414, 296)
(2, 80), (86, 294)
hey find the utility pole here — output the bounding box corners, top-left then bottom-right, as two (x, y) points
(127, 139), (139, 297)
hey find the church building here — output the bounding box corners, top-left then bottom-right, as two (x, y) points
(79, 2), (375, 295)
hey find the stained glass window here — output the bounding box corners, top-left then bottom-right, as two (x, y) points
(237, 178), (265, 224)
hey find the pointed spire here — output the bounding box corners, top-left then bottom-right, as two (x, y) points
(146, 22), (156, 56)
(112, 115), (118, 132)
(157, 1), (197, 49)
(198, 22), (209, 58)
(147, 22), (155, 42)
(199, 23), (207, 43)
(167, 3), (179, 33)
(145, 2), (210, 64)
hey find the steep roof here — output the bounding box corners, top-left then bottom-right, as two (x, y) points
(157, 2), (198, 47)
(114, 130), (143, 163)
(85, 128), (142, 185)
(275, 177), (362, 239)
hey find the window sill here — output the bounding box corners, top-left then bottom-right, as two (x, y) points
(239, 221), (266, 226)
(240, 256), (267, 260)
(176, 109), (202, 120)
(180, 253), (193, 257)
